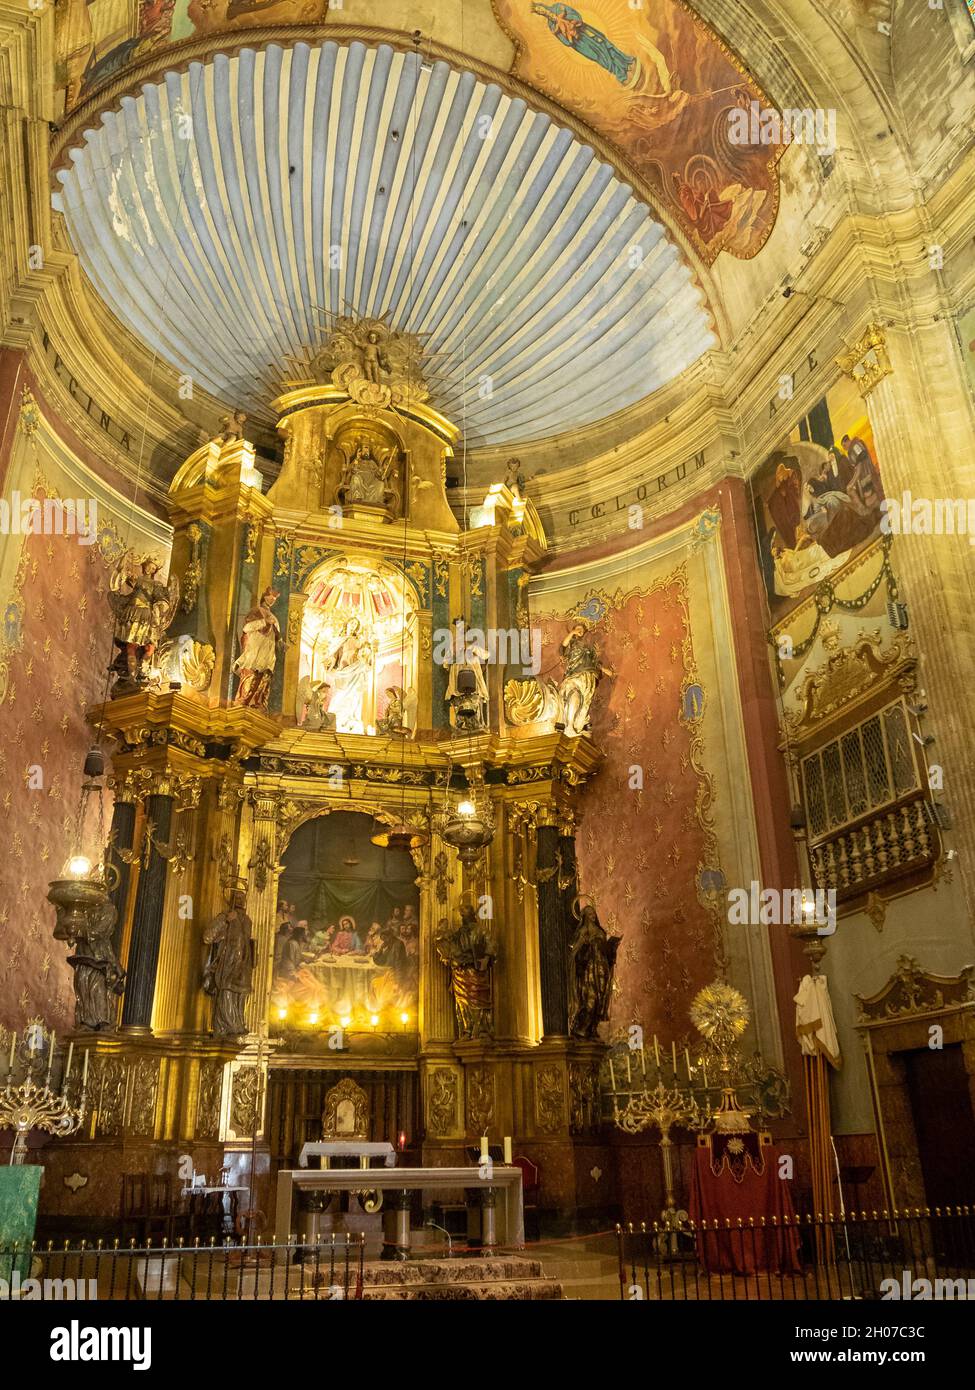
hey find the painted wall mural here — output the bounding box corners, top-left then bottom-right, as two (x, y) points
(751, 374), (886, 622)
(536, 565), (724, 1037)
(54, 0), (783, 266)
(54, 0), (329, 110)
(494, 0), (783, 261)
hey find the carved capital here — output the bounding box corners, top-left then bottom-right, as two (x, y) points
(835, 323), (892, 398)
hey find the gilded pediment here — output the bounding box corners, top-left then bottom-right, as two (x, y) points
(785, 631), (916, 739)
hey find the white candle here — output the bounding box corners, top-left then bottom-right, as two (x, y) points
(503, 1137), (512, 1165)
(653, 1035), (660, 1068)
(672, 1041), (677, 1074)
(82, 1048), (90, 1088)
(625, 1052), (632, 1082)
(609, 1058), (616, 1091)
(65, 1041), (74, 1081)
(8, 1031), (15, 1070)
(480, 1135), (489, 1160)
(685, 1048), (691, 1079)
(46, 1034), (54, 1084)
(703, 1063), (709, 1089)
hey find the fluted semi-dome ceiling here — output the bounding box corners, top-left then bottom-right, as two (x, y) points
(53, 41), (716, 447)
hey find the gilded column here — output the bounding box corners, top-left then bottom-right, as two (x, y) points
(420, 827), (454, 1044)
(244, 791), (281, 1034)
(106, 779), (138, 955)
(121, 787), (174, 1032)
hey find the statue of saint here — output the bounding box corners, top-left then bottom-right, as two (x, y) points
(337, 439), (396, 510)
(443, 618), (490, 730)
(320, 617), (375, 732)
(558, 623), (614, 736)
(568, 902), (619, 1039)
(295, 674), (332, 730)
(436, 904), (496, 1039)
(66, 898), (126, 1032)
(376, 685), (417, 736)
(232, 585), (283, 709)
(360, 329), (391, 385)
(108, 551), (180, 692)
(203, 887), (255, 1038)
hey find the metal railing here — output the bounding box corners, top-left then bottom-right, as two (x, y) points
(617, 1207), (975, 1300)
(0, 1234), (365, 1301)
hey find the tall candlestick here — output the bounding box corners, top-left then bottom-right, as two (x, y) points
(503, 1137), (512, 1165)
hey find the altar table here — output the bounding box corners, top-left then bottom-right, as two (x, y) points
(275, 1165), (524, 1255)
(690, 1140), (801, 1275)
(299, 1141), (396, 1169)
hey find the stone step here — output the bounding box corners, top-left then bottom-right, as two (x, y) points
(362, 1278), (564, 1301)
(361, 1257), (545, 1285)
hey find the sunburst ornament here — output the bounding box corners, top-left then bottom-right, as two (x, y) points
(689, 981), (749, 1054)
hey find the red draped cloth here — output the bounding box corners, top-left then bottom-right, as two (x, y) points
(690, 1137), (802, 1275)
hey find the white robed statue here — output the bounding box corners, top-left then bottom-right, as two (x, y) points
(321, 618), (375, 732)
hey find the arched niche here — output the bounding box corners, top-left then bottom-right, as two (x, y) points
(298, 553), (419, 734)
(270, 810), (420, 1035)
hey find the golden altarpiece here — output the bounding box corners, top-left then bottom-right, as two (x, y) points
(48, 324), (608, 1221)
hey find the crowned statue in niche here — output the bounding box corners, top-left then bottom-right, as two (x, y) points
(568, 899), (619, 1039)
(336, 438), (397, 513)
(108, 550), (181, 693)
(203, 884), (255, 1038)
(436, 903), (497, 1039)
(558, 622), (614, 736)
(233, 585), (284, 709)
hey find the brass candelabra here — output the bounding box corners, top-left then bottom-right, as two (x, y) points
(0, 1024), (89, 1165)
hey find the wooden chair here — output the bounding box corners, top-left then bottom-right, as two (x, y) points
(513, 1155), (541, 1241)
(120, 1172), (149, 1244)
(146, 1174), (177, 1245)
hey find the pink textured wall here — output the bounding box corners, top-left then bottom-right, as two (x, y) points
(0, 497), (114, 1033)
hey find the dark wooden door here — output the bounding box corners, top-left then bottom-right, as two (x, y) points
(902, 1043), (975, 1208)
